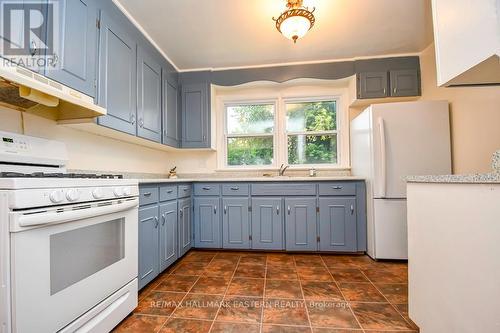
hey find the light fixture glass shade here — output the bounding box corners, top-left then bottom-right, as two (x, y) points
(280, 15), (311, 42)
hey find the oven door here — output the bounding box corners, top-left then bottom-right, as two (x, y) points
(9, 198), (138, 333)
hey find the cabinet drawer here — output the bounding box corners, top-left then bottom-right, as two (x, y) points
(251, 183), (316, 196)
(318, 183), (356, 196)
(178, 185), (192, 198)
(194, 183), (221, 196)
(139, 186), (159, 206)
(222, 183), (249, 196)
(159, 185), (177, 201)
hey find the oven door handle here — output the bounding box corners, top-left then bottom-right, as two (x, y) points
(13, 198), (139, 230)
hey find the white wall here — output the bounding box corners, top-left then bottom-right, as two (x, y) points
(0, 106), (173, 174)
(419, 44), (500, 173)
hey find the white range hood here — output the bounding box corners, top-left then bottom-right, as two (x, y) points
(0, 61), (106, 121)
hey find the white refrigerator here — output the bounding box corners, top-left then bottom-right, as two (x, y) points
(351, 101), (451, 259)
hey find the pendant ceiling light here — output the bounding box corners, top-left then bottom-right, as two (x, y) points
(273, 0), (316, 43)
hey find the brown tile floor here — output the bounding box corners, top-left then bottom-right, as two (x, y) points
(113, 251), (418, 333)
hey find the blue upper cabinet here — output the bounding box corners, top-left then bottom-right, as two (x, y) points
(96, 9), (137, 135)
(162, 71), (180, 147)
(181, 83), (210, 148)
(45, 0), (98, 97)
(137, 46), (162, 142)
(180, 71), (211, 148)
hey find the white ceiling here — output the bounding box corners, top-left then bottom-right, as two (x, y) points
(115, 0), (433, 71)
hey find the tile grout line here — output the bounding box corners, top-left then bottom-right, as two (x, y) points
(295, 256), (313, 333)
(260, 254), (269, 333)
(207, 252), (243, 333)
(320, 255), (366, 333)
(154, 250), (218, 333)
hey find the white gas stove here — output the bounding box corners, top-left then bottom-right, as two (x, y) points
(0, 131), (139, 333)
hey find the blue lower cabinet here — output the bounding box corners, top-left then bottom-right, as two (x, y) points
(138, 205), (159, 290)
(319, 197), (357, 252)
(285, 198), (318, 251)
(178, 197), (192, 256)
(194, 197), (221, 248)
(222, 198), (250, 249)
(251, 198), (283, 250)
(159, 201), (178, 271)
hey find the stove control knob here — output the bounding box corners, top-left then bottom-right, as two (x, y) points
(92, 188), (104, 199)
(122, 187), (131, 196)
(49, 190), (64, 203)
(113, 187), (124, 197)
(66, 189), (80, 202)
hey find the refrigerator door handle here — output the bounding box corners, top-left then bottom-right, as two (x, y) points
(378, 117), (387, 198)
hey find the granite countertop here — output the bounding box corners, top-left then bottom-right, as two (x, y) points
(407, 172), (500, 184)
(136, 176), (365, 184)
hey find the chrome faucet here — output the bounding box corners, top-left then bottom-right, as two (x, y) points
(278, 164), (289, 176)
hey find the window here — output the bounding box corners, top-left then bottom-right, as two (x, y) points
(286, 100), (338, 165)
(225, 103), (276, 166)
(221, 96), (342, 169)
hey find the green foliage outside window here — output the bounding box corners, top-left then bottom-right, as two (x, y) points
(225, 100), (338, 166)
(287, 101), (337, 164)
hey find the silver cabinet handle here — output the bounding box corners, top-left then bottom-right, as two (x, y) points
(276, 205), (280, 215)
(383, 87), (386, 95)
(161, 213), (166, 225)
(179, 209), (183, 218)
(287, 205), (291, 215)
(183, 188), (188, 191)
(393, 87), (397, 94)
(224, 205), (227, 214)
(202, 186), (211, 190)
(166, 189), (173, 194)
(230, 186), (239, 190)
(154, 216), (159, 228)
(350, 205), (355, 215)
(139, 118), (144, 128)
(52, 53), (58, 66)
(30, 40), (37, 56)
(214, 206), (217, 214)
(143, 192), (152, 197)
(130, 114), (136, 125)
(332, 186), (343, 190)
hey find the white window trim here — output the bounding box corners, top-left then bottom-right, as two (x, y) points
(216, 88), (350, 171)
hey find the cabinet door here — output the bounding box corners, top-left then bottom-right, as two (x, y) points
(389, 69), (420, 97)
(285, 198), (317, 251)
(178, 197), (192, 257)
(138, 205), (159, 289)
(0, 0), (48, 73)
(194, 197), (221, 248)
(358, 72), (388, 99)
(45, 0), (97, 97)
(222, 197), (250, 249)
(181, 83), (209, 148)
(137, 46), (161, 142)
(162, 77), (179, 147)
(319, 198), (357, 252)
(159, 201), (178, 272)
(97, 10), (137, 135)
(251, 198), (283, 250)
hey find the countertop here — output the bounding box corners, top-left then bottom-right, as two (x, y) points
(136, 176), (365, 184)
(406, 172), (500, 184)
